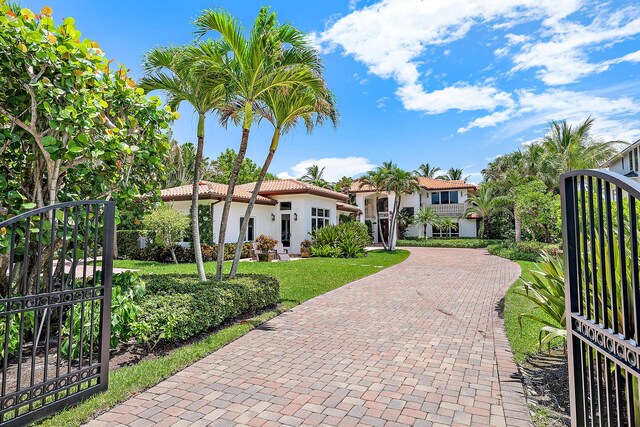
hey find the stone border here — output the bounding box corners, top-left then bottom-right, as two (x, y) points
(491, 261), (535, 427)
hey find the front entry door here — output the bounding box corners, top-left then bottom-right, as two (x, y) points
(281, 214), (291, 247)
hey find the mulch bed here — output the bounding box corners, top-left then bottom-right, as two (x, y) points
(519, 349), (571, 426)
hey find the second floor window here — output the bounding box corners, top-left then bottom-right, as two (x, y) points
(431, 191), (459, 205)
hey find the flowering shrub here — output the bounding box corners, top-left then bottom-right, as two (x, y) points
(255, 234), (277, 252)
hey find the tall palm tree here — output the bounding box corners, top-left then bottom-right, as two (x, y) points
(541, 117), (620, 176)
(300, 164), (329, 188)
(229, 86), (338, 277)
(462, 186), (509, 238)
(438, 217), (458, 237)
(382, 164), (419, 250)
(414, 163), (442, 178)
(196, 7), (325, 279)
(359, 170), (389, 250)
(415, 207), (441, 238)
(443, 167), (469, 182)
(139, 43), (225, 282)
(334, 176), (353, 194)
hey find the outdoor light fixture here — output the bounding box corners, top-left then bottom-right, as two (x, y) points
(271, 213), (275, 221)
(294, 213), (298, 221)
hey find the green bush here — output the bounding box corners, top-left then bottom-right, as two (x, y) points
(487, 241), (561, 262)
(136, 274), (279, 349)
(117, 230), (145, 259)
(136, 242), (254, 263)
(312, 222), (371, 258)
(397, 238), (502, 248)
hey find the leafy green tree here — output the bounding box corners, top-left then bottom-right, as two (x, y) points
(196, 7), (324, 280)
(415, 207), (441, 238)
(139, 42), (225, 282)
(0, 5), (174, 212)
(414, 163), (442, 178)
(142, 206), (190, 264)
(334, 176), (353, 194)
(300, 164), (330, 188)
(209, 148), (278, 184)
(514, 180), (561, 243)
(229, 86), (338, 277)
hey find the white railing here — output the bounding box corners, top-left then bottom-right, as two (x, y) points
(422, 203), (467, 216)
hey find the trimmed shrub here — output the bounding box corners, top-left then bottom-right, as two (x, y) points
(312, 222), (371, 258)
(117, 230), (145, 259)
(135, 242), (254, 263)
(397, 238), (502, 248)
(136, 274), (279, 348)
(487, 241), (561, 262)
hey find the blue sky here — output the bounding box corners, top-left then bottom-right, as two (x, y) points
(25, 0), (640, 182)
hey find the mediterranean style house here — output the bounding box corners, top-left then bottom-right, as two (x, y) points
(349, 177), (480, 245)
(603, 138), (640, 182)
(161, 179), (360, 254)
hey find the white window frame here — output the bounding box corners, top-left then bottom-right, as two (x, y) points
(311, 207), (331, 232)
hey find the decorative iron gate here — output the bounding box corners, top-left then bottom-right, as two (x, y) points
(0, 201), (114, 426)
(561, 170), (640, 427)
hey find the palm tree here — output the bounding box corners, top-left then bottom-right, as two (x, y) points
(443, 167), (469, 182)
(382, 164), (419, 250)
(462, 186), (509, 238)
(359, 170), (389, 250)
(139, 43), (225, 282)
(415, 207), (441, 238)
(438, 217), (458, 237)
(541, 117), (620, 176)
(229, 86), (338, 278)
(196, 7), (325, 279)
(300, 165), (330, 188)
(334, 176), (353, 194)
(414, 163), (442, 178)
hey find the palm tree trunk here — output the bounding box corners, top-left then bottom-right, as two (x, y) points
(229, 130), (279, 278)
(387, 196), (401, 251)
(192, 114), (207, 282)
(514, 207), (521, 243)
(216, 104), (252, 280)
(375, 196), (388, 250)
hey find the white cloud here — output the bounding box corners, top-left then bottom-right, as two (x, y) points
(314, 0), (581, 112)
(278, 157), (376, 182)
(376, 96), (388, 109)
(398, 82), (514, 114)
(462, 88), (640, 141)
(507, 7), (640, 85)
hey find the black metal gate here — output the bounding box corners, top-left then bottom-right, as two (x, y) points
(561, 170), (640, 427)
(0, 201), (114, 426)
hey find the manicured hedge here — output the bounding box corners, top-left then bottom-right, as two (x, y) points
(397, 237), (503, 248)
(137, 274), (279, 346)
(117, 230), (145, 259)
(487, 241), (561, 262)
(134, 242), (254, 263)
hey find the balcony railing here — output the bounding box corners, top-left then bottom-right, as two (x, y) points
(422, 203), (468, 216)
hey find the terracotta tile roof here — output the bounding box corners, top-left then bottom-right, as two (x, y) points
(238, 179), (348, 201)
(416, 177), (478, 191)
(336, 202), (361, 213)
(349, 177), (477, 193)
(160, 181), (277, 205)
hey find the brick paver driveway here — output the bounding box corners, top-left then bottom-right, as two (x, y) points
(89, 248), (531, 427)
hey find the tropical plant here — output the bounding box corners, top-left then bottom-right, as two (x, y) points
(0, 4), (174, 212)
(140, 41), (226, 282)
(359, 170), (389, 249)
(442, 167), (469, 182)
(462, 186), (510, 238)
(415, 207), (441, 238)
(229, 85), (338, 277)
(397, 209), (415, 239)
(195, 7), (324, 280)
(300, 164), (330, 188)
(515, 254), (566, 350)
(438, 217), (458, 237)
(141, 206), (190, 264)
(514, 180), (561, 243)
(255, 234), (277, 252)
(414, 163), (442, 178)
(334, 176), (354, 194)
(382, 163), (419, 250)
(311, 222), (371, 258)
(209, 148), (278, 184)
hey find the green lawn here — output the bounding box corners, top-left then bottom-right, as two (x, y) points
(41, 250), (409, 426)
(503, 260), (559, 363)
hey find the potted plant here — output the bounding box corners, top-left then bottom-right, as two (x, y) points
(255, 234), (277, 262)
(300, 239), (312, 258)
